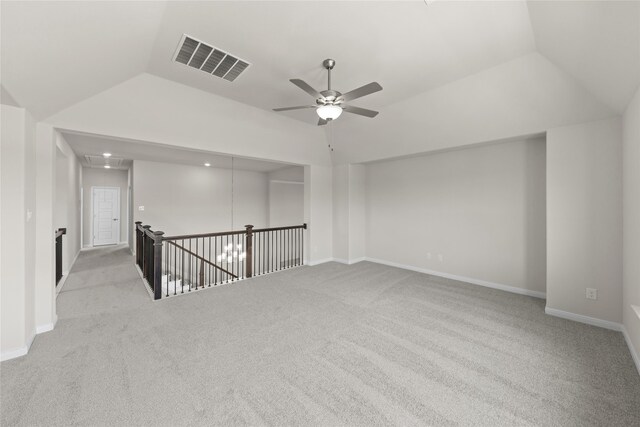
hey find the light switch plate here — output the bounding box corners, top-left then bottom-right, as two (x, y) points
(138, 206), (145, 211)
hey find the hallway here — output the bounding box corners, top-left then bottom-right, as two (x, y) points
(2, 246), (640, 426)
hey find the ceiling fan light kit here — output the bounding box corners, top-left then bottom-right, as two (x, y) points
(273, 59), (382, 126)
(317, 104), (342, 120)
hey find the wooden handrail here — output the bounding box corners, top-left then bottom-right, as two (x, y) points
(252, 224), (307, 233)
(165, 240), (238, 279)
(162, 223), (306, 241)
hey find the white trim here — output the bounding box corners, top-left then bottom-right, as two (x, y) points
(544, 307), (622, 331)
(135, 264), (157, 300)
(1, 329), (35, 362)
(91, 186), (121, 246)
(36, 315), (58, 334)
(364, 257), (546, 299)
(56, 249), (80, 295)
(622, 326), (640, 376)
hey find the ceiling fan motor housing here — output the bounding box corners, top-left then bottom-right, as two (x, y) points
(318, 90), (342, 105)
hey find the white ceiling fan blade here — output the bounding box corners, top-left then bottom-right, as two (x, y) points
(343, 105), (379, 118)
(290, 79), (323, 99)
(339, 82), (382, 103)
(273, 105), (315, 112)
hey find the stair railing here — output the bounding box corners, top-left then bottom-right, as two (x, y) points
(135, 222), (307, 300)
(55, 228), (66, 286)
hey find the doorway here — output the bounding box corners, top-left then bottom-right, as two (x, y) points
(92, 187), (120, 246)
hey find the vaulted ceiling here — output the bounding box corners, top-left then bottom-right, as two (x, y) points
(1, 1), (639, 157)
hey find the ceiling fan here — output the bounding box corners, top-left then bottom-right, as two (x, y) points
(273, 59), (382, 126)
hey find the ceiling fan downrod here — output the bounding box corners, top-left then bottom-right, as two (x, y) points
(323, 58), (335, 91)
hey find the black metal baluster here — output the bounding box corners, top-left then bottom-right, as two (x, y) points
(236, 234), (240, 280)
(216, 236), (219, 285)
(289, 229), (291, 268)
(180, 240), (184, 293)
(299, 227), (301, 266)
(225, 234), (229, 283)
(201, 237), (204, 289)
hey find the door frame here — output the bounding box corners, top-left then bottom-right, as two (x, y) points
(91, 186), (121, 247)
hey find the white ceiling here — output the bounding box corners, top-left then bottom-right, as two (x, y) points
(528, 0), (640, 113)
(146, 1), (535, 125)
(62, 131), (299, 173)
(1, 1), (638, 122)
(0, 1), (166, 119)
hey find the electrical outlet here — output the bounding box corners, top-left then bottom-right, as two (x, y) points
(586, 288), (598, 300)
(437, 253), (444, 263)
(427, 252), (432, 260)
(138, 206), (145, 211)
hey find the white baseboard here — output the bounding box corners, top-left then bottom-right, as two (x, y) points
(544, 306), (622, 331)
(622, 326), (640, 376)
(364, 257), (546, 299)
(35, 315), (58, 334)
(1, 329), (35, 362)
(57, 249), (80, 295)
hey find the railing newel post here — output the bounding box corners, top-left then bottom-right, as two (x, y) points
(142, 225), (151, 280)
(153, 230), (164, 300)
(135, 221), (142, 267)
(245, 225), (254, 278)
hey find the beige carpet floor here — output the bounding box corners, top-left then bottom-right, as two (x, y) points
(1, 245), (639, 426)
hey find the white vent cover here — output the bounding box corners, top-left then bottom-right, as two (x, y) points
(84, 155), (124, 168)
(173, 34), (250, 82)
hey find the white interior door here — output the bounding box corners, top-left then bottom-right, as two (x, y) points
(93, 187), (120, 246)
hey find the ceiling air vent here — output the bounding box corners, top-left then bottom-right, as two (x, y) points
(84, 155), (124, 168)
(173, 35), (250, 82)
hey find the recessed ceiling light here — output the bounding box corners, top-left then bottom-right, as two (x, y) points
(104, 165), (111, 169)
(103, 152), (112, 158)
(204, 163), (211, 167)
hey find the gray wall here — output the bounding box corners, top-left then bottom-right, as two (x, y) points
(1, 105), (36, 356)
(269, 182), (304, 227)
(82, 167), (129, 247)
(268, 166), (304, 227)
(623, 86), (640, 358)
(54, 134), (82, 274)
(365, 137), (547, 295)
(547, 117), (623, 324)
(132, 160), (269, 237)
